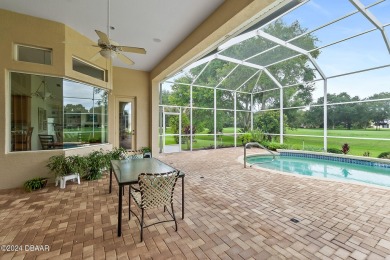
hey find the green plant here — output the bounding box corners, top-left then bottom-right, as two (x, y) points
(85, 149), (107, 180)
(88, 137), (101, 143)
(238, 133), (252, 145)
(249, 129), (265, 142)
(260, 141), (289, 151)
(107, 147), (128, 160)
(68, 155), (88, 177)
(47, 154), (88, 178)
(141, 146), (151, 153)
(378, 152), (390, 158)
(47, 155), (71, 178)
(363, 151), (370, 157)
(141, 146), (152, 157)
(327, 148), (343, 154)
(23, 177), (48, 192)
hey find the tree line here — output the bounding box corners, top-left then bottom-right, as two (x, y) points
(161, 19), (390, 141)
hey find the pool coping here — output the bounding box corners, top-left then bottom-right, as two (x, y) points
(237, 152), (390, 191)
(276, 149), (390, 168)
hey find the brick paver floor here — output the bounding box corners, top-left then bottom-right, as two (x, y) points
(1, 148), (390, 259)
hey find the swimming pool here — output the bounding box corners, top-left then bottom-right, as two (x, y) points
(246, 152), (390, 188)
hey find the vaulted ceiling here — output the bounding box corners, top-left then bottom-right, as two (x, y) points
(0, 0), (224, 71)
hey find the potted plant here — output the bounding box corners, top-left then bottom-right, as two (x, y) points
(107, 147), (128, 160)
(85, 149), (107, 180)
(23, 177), (48, 192)
(47, 154), (87, 178)
(141, 146), (152, 158)
(47, 154), (87, 188)
(47, 154), (71, 178)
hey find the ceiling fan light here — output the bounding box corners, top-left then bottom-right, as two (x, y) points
(100, 49), (117, 59)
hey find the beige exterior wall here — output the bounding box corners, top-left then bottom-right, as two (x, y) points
(110, 67), (150, 150)
(0, 9), (112, 189)
(0, 0), (282, 189)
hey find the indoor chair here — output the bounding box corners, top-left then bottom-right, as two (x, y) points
(38, 134), (55, 150)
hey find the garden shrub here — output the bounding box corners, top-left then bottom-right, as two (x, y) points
(327, 148), (342, 154)
(378, 152), (390, 159)
(260, 141), (289, 151)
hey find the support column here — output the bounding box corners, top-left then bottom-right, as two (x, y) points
(190, 85), (193, 151)
(159, 83), (163, 153)
(280, 87), (284, 144)
(234, 91), (237, 147)
(214, 88), (217, 149)
(250, 93), (254, 131)
(179, 107), (182, 152)
(323, 79), (328, 151)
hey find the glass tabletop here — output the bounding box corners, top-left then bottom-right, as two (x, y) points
(111, 158), (181, 184)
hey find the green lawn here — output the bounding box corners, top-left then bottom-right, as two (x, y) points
(162, 127), (390, 157)
(285, 128), (390, 157)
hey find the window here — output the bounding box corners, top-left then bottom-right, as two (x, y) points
(63, 80), (108, 145)
(10, 72), (108, 152)
(15, 44), (52, 65)
(72, 58), (106, 81)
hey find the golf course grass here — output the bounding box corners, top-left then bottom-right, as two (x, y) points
(162, 127), (390, 157)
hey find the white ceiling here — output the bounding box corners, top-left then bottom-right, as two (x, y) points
(0, 0), (225, 71)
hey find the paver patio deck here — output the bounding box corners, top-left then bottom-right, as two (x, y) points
(1, 148), (390, 259)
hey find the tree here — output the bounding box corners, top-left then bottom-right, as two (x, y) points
(254, 111), (288, 141)
(367, 92), (390, 130)
(165, 19), (320, 134)
(168, 113), (189, 143)
(251, 20), (320, 113)
(304, 92), (371, 130)
(64, 104), (88, 113)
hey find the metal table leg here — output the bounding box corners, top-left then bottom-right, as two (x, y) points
(182, 176), (184, 219)
(118, 184), (122, 236)
(109, 166), (112, 194)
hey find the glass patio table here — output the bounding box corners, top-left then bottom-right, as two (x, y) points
(109, 158), (185, 236)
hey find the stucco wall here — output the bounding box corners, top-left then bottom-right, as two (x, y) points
(0, 9), (112, 189)
(0, 0), (283, 189)
(110, 67), (150, 150)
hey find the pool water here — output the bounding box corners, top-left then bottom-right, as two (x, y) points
(247, 155), (390, 188)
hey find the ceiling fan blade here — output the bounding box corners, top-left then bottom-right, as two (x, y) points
(90, 51), (102, 62)
(118, 46), (146, 54)
(95, 30), (110, 44)
(117, 53), (134, 65)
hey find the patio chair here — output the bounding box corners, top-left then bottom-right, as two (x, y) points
(126, 149), (144, 159)
(129, 170), (180, 241)
(38, 134), (55, 150)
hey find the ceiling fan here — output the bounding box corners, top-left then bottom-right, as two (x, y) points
(91, 30), (146, 66)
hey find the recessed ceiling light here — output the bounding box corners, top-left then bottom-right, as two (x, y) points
(153, 38), (161, 43)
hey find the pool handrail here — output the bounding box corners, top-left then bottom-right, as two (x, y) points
(244, 142), (277, 168)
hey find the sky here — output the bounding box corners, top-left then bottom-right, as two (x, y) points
(267, 0), (390, 100)
(163, 0), (390, 103)
(63, 80), (106, 111)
